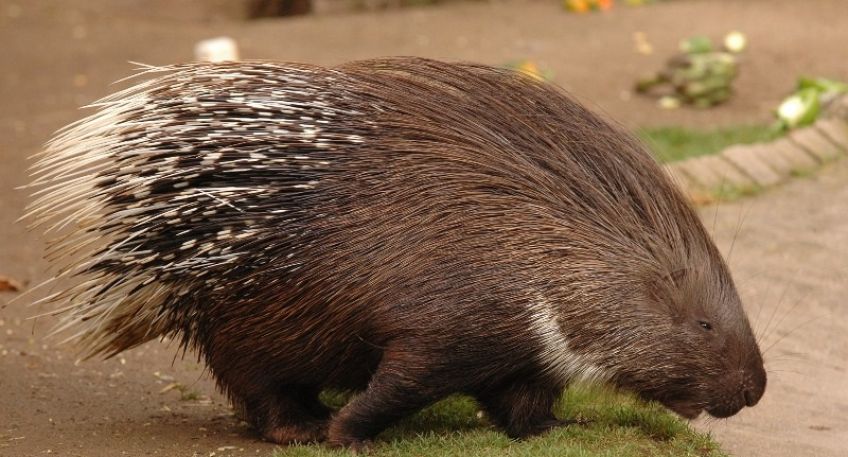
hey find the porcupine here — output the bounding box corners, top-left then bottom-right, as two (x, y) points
(26, 57), (766, 449)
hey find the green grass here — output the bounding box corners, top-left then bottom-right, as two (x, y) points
(273, 384), (725, 457)
(640, 124), (783, 163)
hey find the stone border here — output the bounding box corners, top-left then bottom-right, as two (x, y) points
(663, 117), (848, 203)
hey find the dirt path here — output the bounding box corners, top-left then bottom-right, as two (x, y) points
(692, 161), (848, 457)
(1, 1), (846, 456)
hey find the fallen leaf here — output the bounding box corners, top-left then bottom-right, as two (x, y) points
(0, 276), (22, 292)
(160, 382), (182, 394)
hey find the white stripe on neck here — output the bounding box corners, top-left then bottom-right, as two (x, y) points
(528, 296), (609, 384)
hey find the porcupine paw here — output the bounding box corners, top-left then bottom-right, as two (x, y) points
(327, 409), (377, 454)
(327, 436), (374, 454)
(326, 416), (377, 453)
(349, 439), (374, 454)
(526, 417), (586, 437)
(262, 420), (329, 445)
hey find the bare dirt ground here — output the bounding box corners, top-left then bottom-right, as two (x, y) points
(691, 161), (848, 457)
(0, 1), (846, 455)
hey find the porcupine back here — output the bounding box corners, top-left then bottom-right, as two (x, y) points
(26, 58), (709, 360)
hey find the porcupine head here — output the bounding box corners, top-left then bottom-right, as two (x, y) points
(24, 58), (765, 447)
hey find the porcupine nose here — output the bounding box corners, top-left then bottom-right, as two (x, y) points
(743, 388), (758, 407)
(742, 360), (767, 407)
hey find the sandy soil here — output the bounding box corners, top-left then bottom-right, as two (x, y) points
(0, 0), (846, 455)
(691, 162), (848, 457)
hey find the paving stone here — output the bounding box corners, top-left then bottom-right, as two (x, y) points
(814, 118), (848, 152)
(822, 93), (848, 119)
(662, 163), (711, 202)
(663, 163), (693, 189)
(790, 126), (842, 162)
(676, 155), (755, 190)
(703, 155), (757, 189)
(721, 144), (783, 186)
(768, 137), (819, 172)
(747, 143), (794, 177)
(675, 156), (722, 189)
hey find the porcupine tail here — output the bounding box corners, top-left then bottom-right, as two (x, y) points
(24, 61), (368, 357)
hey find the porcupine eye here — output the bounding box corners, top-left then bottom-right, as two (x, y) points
(698, 320), (713, 331)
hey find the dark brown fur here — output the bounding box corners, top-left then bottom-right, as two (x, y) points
(31, 58), (766, 448)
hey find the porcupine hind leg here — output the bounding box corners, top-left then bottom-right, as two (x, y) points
(326, 347), (455, 451)
(477, 380), (574, 439)
(257, 385), (332, 444)
(205, 345), (330, 443)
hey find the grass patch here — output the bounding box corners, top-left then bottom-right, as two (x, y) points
(640, 124), (783, 163)
(274, 384), (725, 457)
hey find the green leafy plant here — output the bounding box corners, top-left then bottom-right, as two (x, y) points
(776, 77), (848, 130)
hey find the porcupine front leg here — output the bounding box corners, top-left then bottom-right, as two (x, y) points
(477, 380), (575, 439)
(327, 346), (453, 451)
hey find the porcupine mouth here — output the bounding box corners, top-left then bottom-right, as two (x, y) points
(705, 402), (745, 419)
(664, 402), (704, 420)
(664, 401), (745, 420)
